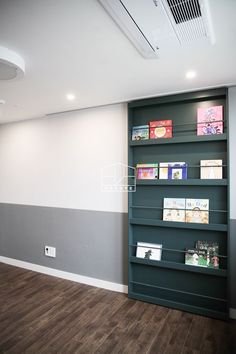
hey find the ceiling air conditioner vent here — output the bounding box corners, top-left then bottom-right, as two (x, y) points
(162, 0), (215, 44)
(166, 0), (201, 24)
(98, 0), (215, 58)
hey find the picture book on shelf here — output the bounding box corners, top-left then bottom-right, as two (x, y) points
(159, 163), (169, 179)
(197, 105), (223, 135)
(185, 199), (209, 224)
(185, 248), (208, 267)
(149, 120), (172, 139)
(159, 162), (187, 180)
(185, 249), (199, 266)
(163, 198), (186, 222)
(196, 241), (219, 268)
(168, 162), (187, 180)
(136, 242), (162, 261)
(197, 249), (208, 267)
(200, 160), (223, 179)
(132, 125), (149, 140)
(136, 163), (158, 179)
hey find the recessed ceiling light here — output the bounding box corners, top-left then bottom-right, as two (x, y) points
(66, 93), (75, 101)
(186, 71), (196, 79)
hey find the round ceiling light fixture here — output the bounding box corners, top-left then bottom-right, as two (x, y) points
(0, 46), (25, 80)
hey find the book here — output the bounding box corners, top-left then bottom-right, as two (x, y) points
(196, 241), (219, 268)
(185, 249), (199, 266)
(167, 162), (187, 180)
(149, 120), (172, 139)
(159, 162), (187, 180)
(136, 163), (158, 179)
(185, 248), (208, 267)
(197, 249), (208, 267)
(200, 159), (223, 179)
(136, 242), (162, 261)
(197, 105), (223, 135)
(185, 199), (209, 224)
(159, 163), (169, 179)
(163, 198), (186, 222)
(132, 125), (149, 140)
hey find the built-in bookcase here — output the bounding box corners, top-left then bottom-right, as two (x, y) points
(128, 88), (229, 320)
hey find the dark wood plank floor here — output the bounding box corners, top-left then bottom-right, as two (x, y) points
(0, 263), (235, 354)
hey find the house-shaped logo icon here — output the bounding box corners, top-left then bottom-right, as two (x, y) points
(101, 162), (136, 192)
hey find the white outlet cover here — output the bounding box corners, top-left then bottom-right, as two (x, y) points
(45, 245), (56, 258)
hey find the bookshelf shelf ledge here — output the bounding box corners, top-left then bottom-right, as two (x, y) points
(130, 257), (227, 277)
(130, 218), (228, 231)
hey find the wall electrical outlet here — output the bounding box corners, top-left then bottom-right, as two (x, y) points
(45, 245), (56, 258)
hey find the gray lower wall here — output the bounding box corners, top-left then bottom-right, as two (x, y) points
(0, 203), (128, 285)
(230, 219), (236, 308)
(0, 203), (235, 309)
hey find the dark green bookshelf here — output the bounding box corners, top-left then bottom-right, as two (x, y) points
(130, 218), (228, 232)
(130, 133), (227, 146)
(128, 88), (229, 320)
(136, 179), (228, 186)
(129, 257), (227, 277)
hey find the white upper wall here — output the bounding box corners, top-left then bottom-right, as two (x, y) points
(229, 86), (236, 219)
(0, 103), (128, 213)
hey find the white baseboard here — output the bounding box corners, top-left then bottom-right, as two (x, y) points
(0, 256), (128, 294)
(230, 308), (236, 319)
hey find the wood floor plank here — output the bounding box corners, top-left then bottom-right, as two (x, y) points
(0, 262), (235, 354)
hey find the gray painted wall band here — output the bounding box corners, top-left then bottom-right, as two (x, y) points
(0, 203), (128, 285)
(0, 203), (235, 308)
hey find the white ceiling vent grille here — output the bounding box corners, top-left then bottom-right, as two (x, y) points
(166, 0), (202, 23)
(98, 0), (215, 58)
(162, 0), (215, 44)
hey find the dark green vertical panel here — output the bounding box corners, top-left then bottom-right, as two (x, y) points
(128, 88), (229, 319)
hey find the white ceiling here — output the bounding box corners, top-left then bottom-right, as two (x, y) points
(0, 0), (236, 123)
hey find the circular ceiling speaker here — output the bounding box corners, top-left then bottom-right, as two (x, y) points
(0, 46), (25, 80)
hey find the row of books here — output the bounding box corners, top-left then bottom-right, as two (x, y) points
(132, 120), (172, 140)
(132, 105), (223, 141)
(185, 241), (219, 269)
(136, 160), (223, 180)
(135, 240), (219, 269)
(163, 198), (209, 224)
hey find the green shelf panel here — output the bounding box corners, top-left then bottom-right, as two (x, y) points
(130, 256), (227, 277)
(130, 134), (227, 146)
(128, 291), (228, 320)
(136, 179), (228, 186)
(128, 88), (229, 320)
(130, 218), (227, 231)
(128, 88), (227, 108)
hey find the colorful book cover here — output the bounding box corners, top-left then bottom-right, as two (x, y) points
(149, 120), (172, 139)
(167, 163), (187, 180)
(159, 162), (187, 180)
(197, 105), (223, 135)
(136, 242), (162, 261)
(185, 199), (209, 224)
(163, 198), (186, 222)
(136, 163), (158, 179)
(196, 241), (219, 268)
(185, 249), (199, 266)
(159, 163), (169, 179)
(200, 160), (223, 179)
(197, 249), (208, 267)
(132, 125), (149, 140)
